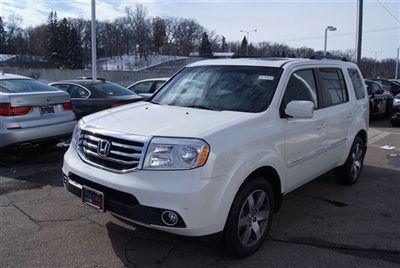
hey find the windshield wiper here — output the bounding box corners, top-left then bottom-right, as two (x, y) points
(184, 105), (222, 111)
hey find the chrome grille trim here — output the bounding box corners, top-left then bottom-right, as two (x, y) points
(76, 126), (150, 173)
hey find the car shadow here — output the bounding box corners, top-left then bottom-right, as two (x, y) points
(0, 142), (69, 194)
(105, 165), (400, 265)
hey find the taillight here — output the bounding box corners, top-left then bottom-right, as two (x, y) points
(386, 86), (393, 95)
(62, 101), (73, 110)
(0, 102), (31, 116)
(111, 103), (125, 108)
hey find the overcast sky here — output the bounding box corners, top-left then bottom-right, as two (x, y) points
(1, 0), (399, 59)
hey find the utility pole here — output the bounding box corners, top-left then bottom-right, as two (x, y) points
(371, 51), (382, 78)
(240, 29), (257, 56)
(396, 46), (400, 79)
(91, 0), (97, 81)
(355, 0), (363, 65)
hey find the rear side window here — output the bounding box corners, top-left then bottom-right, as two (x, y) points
(348, 69), (365, 99)
(283, 69), (318, 108)
(0, 79), (59, 93)
(69, 85), (90, 99)
(130, 81), (153, 94)
(318, 68), (348, 108)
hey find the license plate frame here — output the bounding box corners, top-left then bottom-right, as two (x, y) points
(82, 186), (105, 212)
(40, 105), (55, 115)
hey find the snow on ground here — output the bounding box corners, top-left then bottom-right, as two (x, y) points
(98, 54), (186, 71)
(0, 54), (16, 61)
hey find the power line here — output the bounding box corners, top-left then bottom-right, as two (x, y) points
(278, 27), (399, 43)
(377, 0), (400, 23)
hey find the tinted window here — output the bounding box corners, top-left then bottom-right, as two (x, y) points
(153, 80), (166, 92)
(283, 69), (318, 108)
(0, 79), (60, 93)
(90, 82), (135, 96)
(52, 84), (71, 94)
(130, 81), (153, 94)
(318, 68), (348, 107)
(69, 85), (90, 99)
(348, 69), (365, 99)
(152, 66), (282, 113)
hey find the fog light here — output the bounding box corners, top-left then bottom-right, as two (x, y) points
(161, 211), (178, 226)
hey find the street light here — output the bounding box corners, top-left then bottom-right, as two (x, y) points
(240, 29), (257, 56)
(395, 46), (400, 79)
(371, 51), (382, 78)
(324, 26), (337, 56)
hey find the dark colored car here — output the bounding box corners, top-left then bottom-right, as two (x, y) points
(50, 79), (142, 118)
(391, 94), (400, 126)
(371, 79), (400, 96)
(365, 80), (393, 119)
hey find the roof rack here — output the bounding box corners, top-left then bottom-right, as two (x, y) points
(309, 55), (348, 61)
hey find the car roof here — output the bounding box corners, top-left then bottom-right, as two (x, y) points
(50, 79), (107, 86)
(0, 73), (33, 80)
(187, 58), (358, 69)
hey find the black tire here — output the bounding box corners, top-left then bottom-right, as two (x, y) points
(334, 136), (365, 185)
(385, 101), (392, 118)
(223, 177), (275, 257)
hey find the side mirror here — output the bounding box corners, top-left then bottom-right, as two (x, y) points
(285, 100), (315, 118)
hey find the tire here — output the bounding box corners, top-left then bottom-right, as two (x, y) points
(385, 101), (392, 118)
(334, 136), (365, 185)
(223, 177), (275, 257)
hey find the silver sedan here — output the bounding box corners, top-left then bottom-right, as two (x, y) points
(0, 73), (76, 149)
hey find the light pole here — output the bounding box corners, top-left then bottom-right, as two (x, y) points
(240, 29), (257, 56)
(324, 26), (337, 56)
(395, 46), (400, 79)
(91, 0), (97, 81)
(371, 51), (382, 78)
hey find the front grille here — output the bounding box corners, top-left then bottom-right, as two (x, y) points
(78, 130), (145, 172)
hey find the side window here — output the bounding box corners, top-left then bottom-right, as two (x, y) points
(130, 81), (154, 94)
(52, 84), (71, 94)
(318, 68), (348, 108)
(365, 82), (373, 95)
(283, 69), (318, 108)
(152, 81), (166, 93)
(348, 69), (365, 99)
(69, 85), (90, 99)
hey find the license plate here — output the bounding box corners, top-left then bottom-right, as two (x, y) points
(82, 186), (105, 212)
(41, 106), (55, 115)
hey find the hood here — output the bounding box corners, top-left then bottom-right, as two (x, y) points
(82, 102), (254, 138)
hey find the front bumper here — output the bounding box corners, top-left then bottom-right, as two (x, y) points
(0, 120), (76, 148)
(62, 146), (236, 236)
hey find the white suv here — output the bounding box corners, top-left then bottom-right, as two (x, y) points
(62, 58), (369, 257)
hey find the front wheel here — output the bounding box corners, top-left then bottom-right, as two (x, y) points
(334, 136), (365, 185)
(223, 177), (274, 257)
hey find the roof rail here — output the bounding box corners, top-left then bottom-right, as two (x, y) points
(309, 55), (348, 61)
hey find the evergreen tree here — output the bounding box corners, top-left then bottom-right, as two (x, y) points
(240, 36), (248, 55)
(199, 31), (212, 57)
(221, 36), (228, 52)
(0, 17), (6, 53)
(46, 11), (61, 66)
(68, 26), (83, 69)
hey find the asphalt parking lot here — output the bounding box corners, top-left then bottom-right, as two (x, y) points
(1, 119), (399, 267)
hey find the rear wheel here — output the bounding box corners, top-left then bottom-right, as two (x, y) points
(223, 177), (274, 257)
(334, 136), (365, 185)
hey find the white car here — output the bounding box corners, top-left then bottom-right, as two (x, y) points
(127, 77), (169, 98)
(62, 58), (369, 257)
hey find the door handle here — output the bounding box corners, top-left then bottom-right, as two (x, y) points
(317, 122), (328, 129)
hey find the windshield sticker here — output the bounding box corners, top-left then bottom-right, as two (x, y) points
(258, 75), (274, 80)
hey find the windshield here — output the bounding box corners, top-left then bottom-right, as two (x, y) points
(0, 79), (60, 93)
(89, 82), (137, 96)
(152, 66), (282, 112)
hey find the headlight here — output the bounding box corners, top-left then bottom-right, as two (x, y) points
(71, 119), (85, 148)
(394, 98), (400, 105)
(143, 137), (210, 170)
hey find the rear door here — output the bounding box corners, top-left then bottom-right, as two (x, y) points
(1, 79), (74, 128)
(52, 83), (93, 118)
(315, 67), (351, 167)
